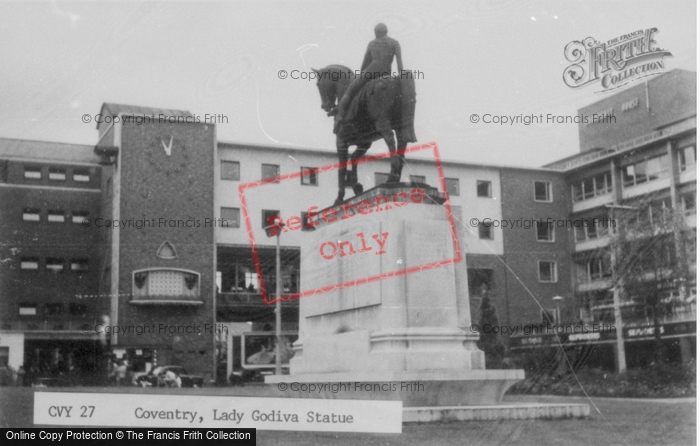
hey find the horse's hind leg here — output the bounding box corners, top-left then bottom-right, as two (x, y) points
(394, 133), (408, 183)
(347, 143), (371, 196)
(375, 119), (401, 183)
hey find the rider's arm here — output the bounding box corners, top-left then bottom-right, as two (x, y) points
(395, 42), (403, 73)
(360, 45), (372, 72)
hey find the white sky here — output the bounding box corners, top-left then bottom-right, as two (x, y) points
(0, 0), (695, 167)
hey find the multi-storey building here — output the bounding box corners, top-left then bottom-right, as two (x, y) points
(512, 69), (696, 368)
(0, 139), (105, 384)
(0, 69), (694, 382)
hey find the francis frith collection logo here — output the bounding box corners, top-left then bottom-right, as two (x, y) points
(563, 27), (673, 92)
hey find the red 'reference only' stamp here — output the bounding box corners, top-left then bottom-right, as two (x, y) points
(238, 142), (461, 305)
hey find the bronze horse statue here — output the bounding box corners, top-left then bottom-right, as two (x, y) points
(312, 65), (417, 205)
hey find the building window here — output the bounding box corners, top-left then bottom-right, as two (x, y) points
(221, 207), (240, 228)
(221, 161), (240, 181)
(47, 210), (65, 223)
(574, 216), (611, 242)
(45, 303), (64, 315)
(476, 180), (492, 198)
(572, 172), (612, 202)
(536, 221), (555, 242)
(262, 209), (280, 229)
(24, 166), (42, 180)
(445, 178), (460, 196)
(46, 258), (64, 272)
(262, 164), (280, 183)
(375, 172), (390, 186)
(69, 303), (88, 316)
(20, 258), (39, 270)
(73, 169), (90, 182)
(49, 168), (66, 181)
(71, 259), (89, 272)
(23, 208), (41, 222)
(478, 221), (493, 239)
(679, 145), (696, 172)
(72, 211), (89, 224)
(301, 167), (318, 186)
(622, 154), (669, 187)
(410, 175), (426, 184)
(534, 181), (552, 202)
(467, 268), (493, 296)
(576, 256), (612, 282)
(538, 261), (557, 282)
(132, 269), (201, 301)
(19, 304), (37, 316)
(301, 211), (314, 230)
(682, 192), (696, 216)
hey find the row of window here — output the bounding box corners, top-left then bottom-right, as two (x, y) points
(476, 221), (556, 242)
(23, 166), (92, 182)
(22, 209), (89, 224)
(20, 258), (89, 272)
(18, 303), (88, 317)
(572, 146), (696, 202)
(467, 261), (559, 295)
(223, 161), (555, 202)
(219, 208), (303, 230)
(574, 193), (695, 243)
(221, 162), (319, 185)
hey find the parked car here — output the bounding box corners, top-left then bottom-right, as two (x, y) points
(133, 366), (203, 388)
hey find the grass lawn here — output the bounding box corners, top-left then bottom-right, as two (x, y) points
(0, 387), (695, 446)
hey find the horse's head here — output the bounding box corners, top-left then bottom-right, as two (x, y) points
(313, 65), (352, 114)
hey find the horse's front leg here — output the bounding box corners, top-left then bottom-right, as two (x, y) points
(335, 139), (349, 206)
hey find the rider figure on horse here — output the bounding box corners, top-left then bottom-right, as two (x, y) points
(334, 23), (403, 133)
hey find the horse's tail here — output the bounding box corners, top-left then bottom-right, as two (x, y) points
(399, 72), (417, 143)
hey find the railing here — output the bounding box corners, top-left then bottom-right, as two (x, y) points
(217, 292), (299, 306)
(546, 117), (696, 171)
(130, 293), (203, 305)
(0, 319), (101, 332)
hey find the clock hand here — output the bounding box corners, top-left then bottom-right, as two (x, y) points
(161, 136), (173, 156)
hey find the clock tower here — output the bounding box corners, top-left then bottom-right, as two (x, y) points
(94, 103), (217, 379)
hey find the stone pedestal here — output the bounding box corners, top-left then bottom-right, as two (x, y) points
(267, 184), (524, 406)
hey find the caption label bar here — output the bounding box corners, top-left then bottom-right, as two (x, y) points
(34, 392), (402, 433)
(3, 428), (255, 445)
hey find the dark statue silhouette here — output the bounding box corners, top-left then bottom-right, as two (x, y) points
(312, 24), (416, 206)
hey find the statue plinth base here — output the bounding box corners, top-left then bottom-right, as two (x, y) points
(267, 184), (524, 406)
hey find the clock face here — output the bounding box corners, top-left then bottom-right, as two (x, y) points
(145, 135), (190, 175)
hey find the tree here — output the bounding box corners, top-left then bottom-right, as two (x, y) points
(612, 196), (693, 364)
(477, 288), (506, 369)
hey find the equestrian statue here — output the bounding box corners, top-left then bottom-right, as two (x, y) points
(312, 23), (417, 206)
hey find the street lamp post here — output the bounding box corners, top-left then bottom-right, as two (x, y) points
(552, 296), (564, 325)
(264, 222), (285, 375)
(274, 228), (282, 375)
